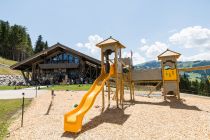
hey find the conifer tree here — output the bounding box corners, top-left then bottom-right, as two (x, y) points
(34, 35), (48, 53)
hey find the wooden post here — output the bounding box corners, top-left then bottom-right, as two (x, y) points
(116, 77), (119, 108)
(101, 47), (105, 111)
(21, 92), (25, 127)
(132, 82), (135, 101)
(119, 75), (122, 105)
(52, 90), (54, 100)
(102, 84), (105, 111)
(108, 80), (110, 107)
(114, 47), (119, 108)
(35, 82), (37, 97)
(121, 76), (124, 109)
(175, 60), (180, 99)
(101, 47), (104, 74)
(161, 61), (166, 100)
(122, 79), (125, 101)
(130, 51), (133, 101)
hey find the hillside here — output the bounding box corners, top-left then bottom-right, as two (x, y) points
(0, 57), (21, 75)
(134, 60), (210, 81)
(135, 60), (210, 70)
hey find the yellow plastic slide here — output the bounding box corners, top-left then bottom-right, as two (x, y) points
(64, 64), (115, 132)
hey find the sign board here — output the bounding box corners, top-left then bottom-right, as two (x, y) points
(163, 69), (177, 81)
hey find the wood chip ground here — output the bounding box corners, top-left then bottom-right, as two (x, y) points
(7, 90), (210, 140)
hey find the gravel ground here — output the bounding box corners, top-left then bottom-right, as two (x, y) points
(7, 90), (210, 140)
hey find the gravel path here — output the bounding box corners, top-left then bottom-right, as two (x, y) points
(7, 90), (210, 140)
(0, 89), (47, 99)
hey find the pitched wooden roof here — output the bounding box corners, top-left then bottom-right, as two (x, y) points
(96, 36), (125, 48)
(11, 43), (101, 70)
(158, 49), (181, 60)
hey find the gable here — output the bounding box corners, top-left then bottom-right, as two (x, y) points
(11, 43), (101, 70)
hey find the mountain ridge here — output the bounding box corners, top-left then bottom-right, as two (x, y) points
(134, 60), (210, 70)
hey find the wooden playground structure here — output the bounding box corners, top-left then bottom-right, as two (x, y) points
(64, 36), (210, 133)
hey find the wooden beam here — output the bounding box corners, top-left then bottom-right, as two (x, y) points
(85, 61), (97, 68)
(133, 80), (162, 83)
(178, 65), (210, 72)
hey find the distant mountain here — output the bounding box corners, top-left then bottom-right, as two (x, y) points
(135, 60), (210, 70)
(134, 60), (210, 79)
(135, 60), (161, 69)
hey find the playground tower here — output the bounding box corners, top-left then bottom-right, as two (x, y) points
(96, 36), (125, 109)
(158, 49), (181, 100)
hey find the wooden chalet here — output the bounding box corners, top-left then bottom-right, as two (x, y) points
(10, 43), (101, 85)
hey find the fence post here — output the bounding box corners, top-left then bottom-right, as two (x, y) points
(52, 90), (54, 100)
(21, 92), (25, 127)
(35, 83), (37, 98)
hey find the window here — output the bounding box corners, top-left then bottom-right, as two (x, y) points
(48, 53), (80, 64)
(58, 54), (62, 61)
(63, 53), (68, 61)
(75, 57), (79, 64)
(69, 54), (73, 63)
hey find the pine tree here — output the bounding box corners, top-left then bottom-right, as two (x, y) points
(26, 34), (33, 56)
(199, 80), (205, 95)
(0, 20), (35, 61)
(204, 79), (210, 96)
(191, 80), (199, 94)
(34, 35), (48, 53)
(0, 20), (10, 58)
(44, 41), (48, 50)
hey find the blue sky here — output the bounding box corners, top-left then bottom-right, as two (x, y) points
(1, 0), (210, 64)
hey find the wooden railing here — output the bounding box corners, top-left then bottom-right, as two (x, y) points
(39, 63), (79, 69)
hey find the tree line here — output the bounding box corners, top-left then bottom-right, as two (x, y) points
(179, 73), (210, 97)
(0, 20), (48, 62)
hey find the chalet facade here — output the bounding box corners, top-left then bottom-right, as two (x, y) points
(11, 43), (101, 85)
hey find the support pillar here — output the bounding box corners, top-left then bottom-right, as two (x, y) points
(120, 75), (124, 109)
(132, 82), (135, 101)
(130, 81), (132, 101)
(108, 81), (110, 107)
(102, 85), (105, 112)
(116, 76), (119, 108)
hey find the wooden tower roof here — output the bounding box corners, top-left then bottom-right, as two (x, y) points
(158, 49), (181, 60)
(96, 36), (125, 48)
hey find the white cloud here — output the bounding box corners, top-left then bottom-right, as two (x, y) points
(168, 29), (177, 33)
(123, 51), (146, 65)
(139, 45), (149, 52)
(169, 26), (210, 51)
(137, 26), (210, 62)
(140, 38), (147, 44)
(139, 42), (168, 59)
(179, 51), (210, 61)
(76, 35), (103, 59)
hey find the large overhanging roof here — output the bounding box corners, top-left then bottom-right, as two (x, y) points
(11, 43), (101, 70)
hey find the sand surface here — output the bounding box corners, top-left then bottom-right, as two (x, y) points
(7, 90), (210, 140)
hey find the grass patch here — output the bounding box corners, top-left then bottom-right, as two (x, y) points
(0, 57), (17, 66)
(0, 57), (21, 75)
(43, 84), (92, 91)
(0, 86), (30, 90)
(0, 67), (21, 75)
(0, 99), (32, 140)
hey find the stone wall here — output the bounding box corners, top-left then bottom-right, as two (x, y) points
(0, 75), (26, 86)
